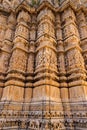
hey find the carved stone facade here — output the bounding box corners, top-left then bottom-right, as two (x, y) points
(0, 0), (87, 129)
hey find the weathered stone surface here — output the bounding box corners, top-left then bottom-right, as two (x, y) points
(0, 0), (87, 129)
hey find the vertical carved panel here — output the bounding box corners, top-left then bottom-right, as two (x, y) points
(0, 13), (15, 99)
(2, 10), (30, 103)
(62, 7), (86, 102)
(34, 8), (61, 102)
(0, 14), (6, 47)
(25, 15), (36, 102)
(56, 14), (69, 115)
(76, 11), (87, 71)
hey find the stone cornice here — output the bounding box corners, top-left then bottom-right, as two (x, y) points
(0, 0), (87, 15)
(59, 0), (76, 12)
(15, 0), (87, 14)
(36, 1), (57, 13)
(15, 3), (35, 14)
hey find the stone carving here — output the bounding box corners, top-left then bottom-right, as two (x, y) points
(36, 47), (57, 67)
(0, 0), (87, 130)
(9, 49), (27, 71)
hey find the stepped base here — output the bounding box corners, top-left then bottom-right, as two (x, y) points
(0, 101), (87, 129)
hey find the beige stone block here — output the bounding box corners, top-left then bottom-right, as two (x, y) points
(60, 88), (69, 102)
(0, 87), (3, 99)
(24, 88), (32, 102)
(69, 86), (86, 101)
(2, 85), (24, 102)
(33, 85), (61, 101)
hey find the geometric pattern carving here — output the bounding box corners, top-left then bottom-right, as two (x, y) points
(0, 0), (87, 129)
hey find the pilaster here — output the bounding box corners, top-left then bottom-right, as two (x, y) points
(2, 10), (30, 108)
(76, 10), (87, 72)
(61, 7), (87, 129)
(24, 15), (36, 103)
(31, 7), (65, 129)
(0, 13), (15, 99)
(62, 7), (86, 102)
(34, 8), (59, 101)
(56, 13), (71, 120)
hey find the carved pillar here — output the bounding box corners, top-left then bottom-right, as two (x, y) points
(2, 10), (30, 107)
(31, 8), (64, 129)
(0, 14), (6, 47)
(76, 10), (87, 71)
(62, 7), (86, 102)
(34, 8), (61, 101)
(0, 13), (15, 99)
(56, 14), (69, 112)
(75, 9), (87, 129)
(61, 8), (87, 129)
(0, 14), (7, 99)
(24, 15), (36, 102)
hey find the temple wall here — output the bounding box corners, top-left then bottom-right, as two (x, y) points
(0, 0), (87, 129)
